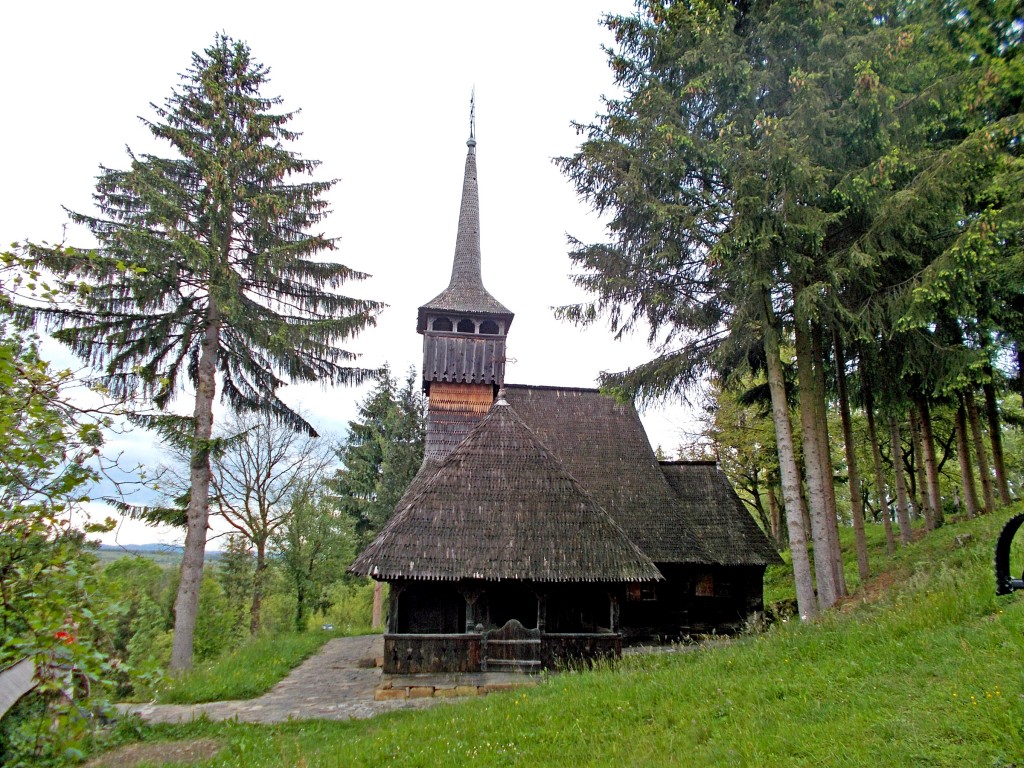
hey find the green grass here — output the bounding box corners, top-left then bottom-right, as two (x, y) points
(153, 629), (356, 704)
(102, 509), (1024, 766)
(763, 516), (918, 608)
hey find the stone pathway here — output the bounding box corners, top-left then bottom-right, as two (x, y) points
(119, 635), (443, 725)
(118, 635), (702, 726)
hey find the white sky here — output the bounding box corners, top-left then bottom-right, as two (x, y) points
(3, 0), (702, 545)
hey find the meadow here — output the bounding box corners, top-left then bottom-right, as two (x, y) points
(93, 507), (1024, 767)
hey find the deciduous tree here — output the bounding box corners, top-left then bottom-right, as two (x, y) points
(210, 410), (335, 635)
(274, 483), (353, 632)
(0, 258), (121, 763)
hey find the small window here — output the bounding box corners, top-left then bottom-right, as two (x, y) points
(479, 320), (500, 335)
(456, 318), (476, 334)
(695, 574), (714, 597)
(432, 317), (453, 332)
(627, 583), (657, 602)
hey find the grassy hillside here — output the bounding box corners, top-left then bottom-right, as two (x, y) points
(99, 508), (1024, 767)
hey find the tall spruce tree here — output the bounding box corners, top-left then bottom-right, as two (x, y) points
(28, 35), (382, 671)
(557, 0), (1023, 614)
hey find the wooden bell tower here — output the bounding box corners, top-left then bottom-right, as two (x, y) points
(417, 98), (514, 463)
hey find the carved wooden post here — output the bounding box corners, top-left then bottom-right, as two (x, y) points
(462, 586), (481, 633)
(387, 583), (405, 634)
(371, 581), (384, 630)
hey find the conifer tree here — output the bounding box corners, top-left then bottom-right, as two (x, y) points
(334, 365), (426, 549)
(27, 35), (381, 671)
(557, 0), (1022, 613)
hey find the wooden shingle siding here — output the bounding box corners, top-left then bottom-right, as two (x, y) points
(503, 385), (713, 564)
(660, 462), (783, 566)
(416, 141), (514, 333)
(424, 382), (494, 463)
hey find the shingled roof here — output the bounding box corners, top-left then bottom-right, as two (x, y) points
(660, 461), (783, 566)
(503, 385), (714, 564)
(417, 136), (513, 332)
(349, 397), (662, 583)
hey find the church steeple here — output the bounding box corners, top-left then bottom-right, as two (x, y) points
(417, 97), (513, 334)
(417, 100), (515, 462)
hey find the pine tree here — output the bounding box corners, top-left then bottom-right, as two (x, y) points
(27, 35), (382, 671)
(217, 534), (254, 641)
(333, 365), (426, 550)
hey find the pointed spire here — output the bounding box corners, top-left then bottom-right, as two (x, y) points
(417, 94), (513, 331)
(449, 95), (482, 290)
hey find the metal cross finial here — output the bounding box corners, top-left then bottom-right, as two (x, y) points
(468, 88), (477, 147)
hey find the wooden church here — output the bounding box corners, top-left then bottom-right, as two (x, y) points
(350, 118), (781, 674)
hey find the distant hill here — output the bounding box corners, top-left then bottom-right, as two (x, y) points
(95, 543), (223, 565)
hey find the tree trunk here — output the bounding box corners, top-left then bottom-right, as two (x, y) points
(250, 538), (267, 636)
(811, 323), (845, 597)
(834, 331), (869, 582)
(909, 407), (931, 528)
(888, 415), (914, 546)
(904, 427), (922, 522)
(767, 482), (783, 550)
(954, 393), (980, 518)
(795, 318), (838, 610)
(762, 307), (818, 620)
(914, 393), (944, 529)
(295, 583), (307, 633)
(983, 374), (1012, 505)
(1017, 339), (1024, 400)
(372, 581), (384, 630)
(965, 388), (996, 514)
(170, 303), (221, 673)
(860, 354), (896, 556)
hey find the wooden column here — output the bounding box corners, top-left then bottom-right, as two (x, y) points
(387, 583), (405, 634)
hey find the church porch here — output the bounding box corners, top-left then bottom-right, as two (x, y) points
(383, 579), (624, 674)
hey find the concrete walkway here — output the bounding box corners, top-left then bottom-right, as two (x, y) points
(119, 635), (444, 725)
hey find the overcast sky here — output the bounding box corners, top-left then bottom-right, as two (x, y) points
(3, 0), (704, 545)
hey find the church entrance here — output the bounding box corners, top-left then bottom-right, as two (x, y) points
(485, 583), (538, 629)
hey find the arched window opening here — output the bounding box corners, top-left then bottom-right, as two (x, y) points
(456, 318), (476, 334)
(432, 317), (453, 332)
(479, 320), (500, 335)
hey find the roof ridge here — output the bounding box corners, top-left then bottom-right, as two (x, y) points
(504, 383), (602, 394)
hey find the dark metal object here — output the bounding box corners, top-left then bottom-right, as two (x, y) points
(995, 513), (1024, 595)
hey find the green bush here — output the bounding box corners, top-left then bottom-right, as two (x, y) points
(315, 578), (379, 634)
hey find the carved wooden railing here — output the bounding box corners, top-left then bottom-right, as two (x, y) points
(384, 633), (482, 674)
(383, 626), (624, 674)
